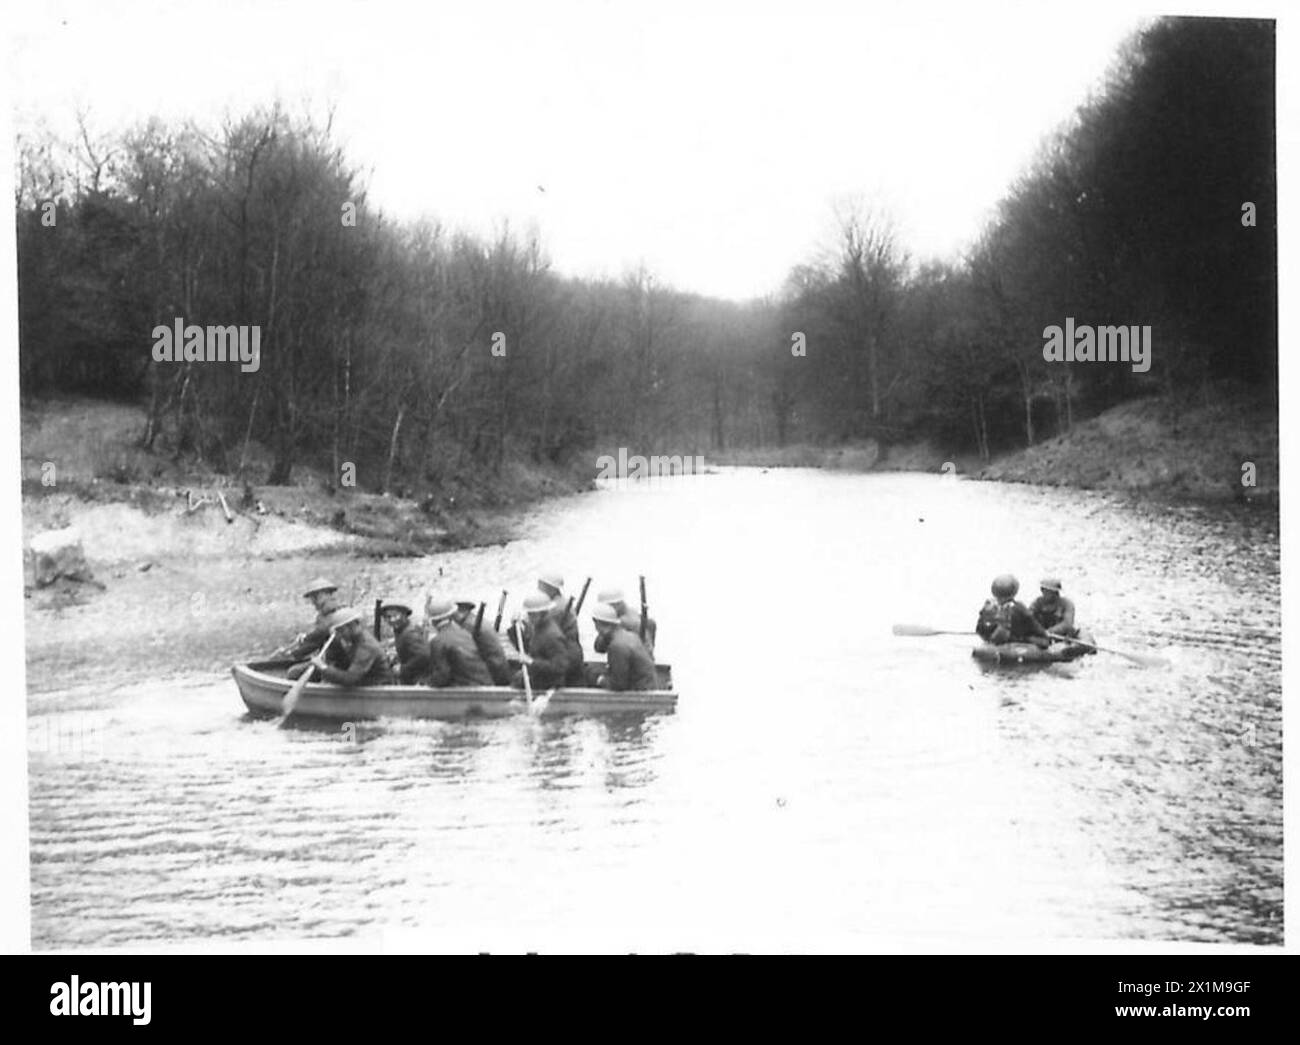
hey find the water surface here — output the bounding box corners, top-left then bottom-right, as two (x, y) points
(28, 471), (1282, 947)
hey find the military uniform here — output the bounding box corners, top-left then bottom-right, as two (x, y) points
(471, 626), (512, 686)
(595, 628), (658, 691)
(317, 629), (394, 687)
(594, 608), (656, 657)
(512, 615), (570, 690)
(1030, 594), (1078, 637)
(392, 620), (432, 685)
(427, 621), (493, 687)
(976, 598), (1048, 645)
(550, 603), (586, 685)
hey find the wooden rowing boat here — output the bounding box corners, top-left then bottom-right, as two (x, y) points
(232, 659), (677, 720)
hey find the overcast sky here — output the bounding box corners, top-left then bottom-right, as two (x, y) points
(0, 1), (1242, 300)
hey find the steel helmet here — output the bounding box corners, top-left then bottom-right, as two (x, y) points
(590, 602), (621, 625)
(537, 573), (564, 596)
(523, 593), (553, 614)
(426, 599), (456, 622)
(991, 574), (1020, 598)
(381, 602), (412, 616)
(303, 576), (339, 598)
(596, 587), (625, 605)
(1039, 578), (1062, 593)
(326, 606), (362, 629)
(455, 600), (478, 612)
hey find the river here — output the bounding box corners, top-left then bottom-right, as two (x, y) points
(27, 470), (1282, 949)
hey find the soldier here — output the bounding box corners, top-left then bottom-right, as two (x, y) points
(593, 586), (657, 657)
(381, 602), (430, 684)
(511, 593), (571, 690)
(588, 603), (658, 691)
(426, 599), (493, 687)
(976, 574), (1050, 647)
(453, 600), (511, 685)
(537, 573), (586, 682)
(308, 607), (394, 686)
(282, 577), (344, 664)
(1030, 578), (1082, 640)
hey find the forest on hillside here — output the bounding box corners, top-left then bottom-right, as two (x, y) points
(14, 16), (1276, 492)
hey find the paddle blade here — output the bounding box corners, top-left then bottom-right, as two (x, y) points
(892, 624), (945, 636)
(1121, 650), (1171, 669)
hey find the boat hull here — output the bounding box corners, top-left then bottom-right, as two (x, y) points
(971, 634), (1096, 666)
(233, 660), (677, 720)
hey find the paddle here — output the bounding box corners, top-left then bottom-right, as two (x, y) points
(280, 631), (337, 722)
(529, 687), (557, 717)
(473, 602), (486, 636)
(493, 590), (508, 632)
(1054, 634), (1170, 669)
(892, 623), (1168, 668)
(373, 599), (383, 639)
(515, 620), (533, 705)
(892, 624), (973, 637)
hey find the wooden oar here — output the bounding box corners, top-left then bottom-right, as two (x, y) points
(1054, 634), (1169, 668)
(373, 599), (383, 639)
(893, 623), (1168, 668)
(280, 631), (337, 722)
(493, 590), (508, 632)
(473, 602), (486, 636)
(893, 624), (974, 637)
(515, 620), (533, 705)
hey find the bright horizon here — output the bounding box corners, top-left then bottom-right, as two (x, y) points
(6, 2), (1186, 300)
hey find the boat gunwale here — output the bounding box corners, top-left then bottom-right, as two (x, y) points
(232, 660), (678, 706)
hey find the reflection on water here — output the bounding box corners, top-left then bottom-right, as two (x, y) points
(29, 471), (1281, 947)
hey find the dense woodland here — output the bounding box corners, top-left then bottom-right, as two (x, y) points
(15, 16), (1276, 492)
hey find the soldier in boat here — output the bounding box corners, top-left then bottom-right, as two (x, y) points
(510, 593), (571, 690)
(283, 577), (346, 678)
(425, 599), (493, 687)
(976, 574), (1050, 647)
(593, 586), (657, 657)
(381, 601), (431, 684)
(588, 603), (658, 691)
(537, 572), (586, 684)
(1029, 578), (1094, 653)
(453, 599), (511, 685)
(308, 607), (395, 686)
(1029, 578), (1078, 638)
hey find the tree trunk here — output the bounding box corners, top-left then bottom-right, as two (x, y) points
(383, 404), (406, 494)
(868, 334), (880, 420)
(239, 384), (262, 474)
(711, 372), (726, 452)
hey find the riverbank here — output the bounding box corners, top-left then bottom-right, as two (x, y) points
(975, 388), (1278, 501)
(20, 397), (592, 688)
(708, 387), (1277, 502)
(21, 398), (590, 565)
